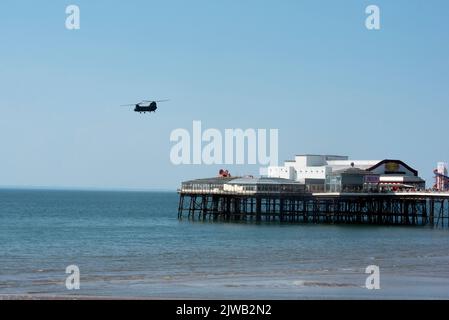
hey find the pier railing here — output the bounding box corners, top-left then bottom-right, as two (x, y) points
(178, 188), (305, 196)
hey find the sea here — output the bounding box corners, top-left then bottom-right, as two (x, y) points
(0, 189), (448, 299)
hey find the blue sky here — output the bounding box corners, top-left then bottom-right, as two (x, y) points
(0, 0), (448, 190)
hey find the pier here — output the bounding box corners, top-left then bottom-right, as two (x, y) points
(177, 178), (449, 227)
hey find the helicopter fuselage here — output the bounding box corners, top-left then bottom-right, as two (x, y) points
(134, 102), (157, 113)
(134, 106), (157, 113)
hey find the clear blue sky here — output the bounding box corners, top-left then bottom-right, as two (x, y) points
(0, 0), (448, 190)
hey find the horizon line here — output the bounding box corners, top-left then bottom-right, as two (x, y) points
(0, 185), (177, 193)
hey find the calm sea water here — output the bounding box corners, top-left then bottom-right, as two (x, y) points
(0, 189), (448, 299)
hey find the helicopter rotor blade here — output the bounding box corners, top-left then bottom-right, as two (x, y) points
(142, 99), (170, 103)
(120, 104), (136, 106)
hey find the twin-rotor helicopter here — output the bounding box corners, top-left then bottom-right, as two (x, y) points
(121, 99), (169, 114)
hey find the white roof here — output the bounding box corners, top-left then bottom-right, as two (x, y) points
(326, 160), (381, 170)
(379, 176), (425, 183)
(228, 177), (301, 185)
